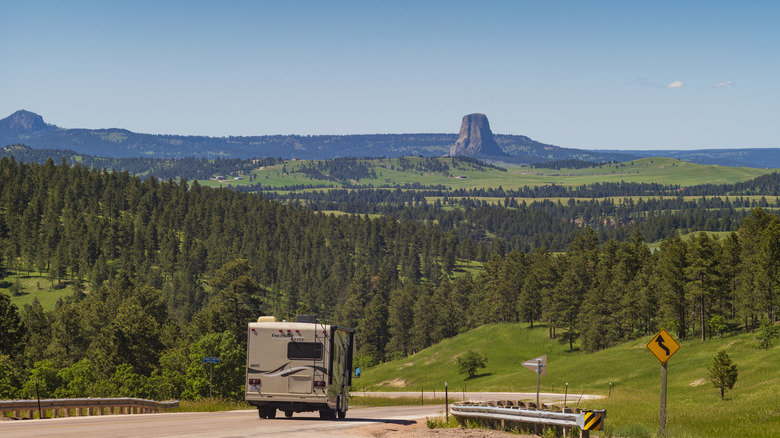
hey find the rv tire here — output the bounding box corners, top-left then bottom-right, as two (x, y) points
(336, 395), (346, 419)
(284, 410), (293, 418)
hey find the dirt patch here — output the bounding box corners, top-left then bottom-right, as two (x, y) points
(690, 377), (706, 387)
(378, 378), (408, 388)
(398, 362), (415, 370)
(347, 420), (536, 438)
(722, 340), (737, 349)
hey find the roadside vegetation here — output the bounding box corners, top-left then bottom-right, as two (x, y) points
(357, 323), (780, 438)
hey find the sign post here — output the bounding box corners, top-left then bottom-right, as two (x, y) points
(646, 329), (680, 437)
(202, 357), (221, 398)
(445, 381), (449, 422)
(522, 355), (547, 408)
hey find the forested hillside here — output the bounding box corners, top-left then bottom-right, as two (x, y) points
(1, 158), (778, 403)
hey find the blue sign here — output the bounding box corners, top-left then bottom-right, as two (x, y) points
(202, 357), (221, 364)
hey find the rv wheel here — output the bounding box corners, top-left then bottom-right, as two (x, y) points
(319, 409), (334, 420)
(284, 410), (293, 418)
(266, 409), (276, 419)
(335, 395), (346, 419)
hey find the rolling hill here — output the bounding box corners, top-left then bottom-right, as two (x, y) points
(356, 323), (780, 438)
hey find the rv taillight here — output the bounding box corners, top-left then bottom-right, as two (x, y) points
(313, 380), (326, 388)
(248, 378), (261, 385)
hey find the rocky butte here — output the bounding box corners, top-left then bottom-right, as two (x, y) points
(447, 113), (507, 157)
(0, 109), (50, 133)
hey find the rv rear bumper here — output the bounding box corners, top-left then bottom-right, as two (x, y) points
(246, 395), (333, 413)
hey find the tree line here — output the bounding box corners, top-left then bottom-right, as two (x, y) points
(1, 157), (778, 402)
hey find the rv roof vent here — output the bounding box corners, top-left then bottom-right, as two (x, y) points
(295, 315), (318, 324)
(257, 316), (276, 323)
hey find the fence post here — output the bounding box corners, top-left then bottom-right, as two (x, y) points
(445, 382), (449, 422)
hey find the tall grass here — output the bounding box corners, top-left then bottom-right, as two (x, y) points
(169, 399), (253, 413)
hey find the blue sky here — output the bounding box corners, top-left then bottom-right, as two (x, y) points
(2, 0), (779, 150)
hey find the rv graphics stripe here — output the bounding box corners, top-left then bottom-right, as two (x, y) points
(247, 363), (290, 374)
(265, 365), (328, 377)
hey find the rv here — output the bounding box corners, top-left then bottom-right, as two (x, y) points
(245, 316), (355, 419)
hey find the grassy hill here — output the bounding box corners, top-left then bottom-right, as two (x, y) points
(199, 157), (773, 192)
(356, 323), (780, 438)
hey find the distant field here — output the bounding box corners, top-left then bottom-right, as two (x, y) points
(427, 195), (780, 207)
(2, 270), (78, 311)
(196, 157), (775, 192)
(357, 323), (780, 437)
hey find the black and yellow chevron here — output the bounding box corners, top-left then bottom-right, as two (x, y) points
(583, 410), (604, 431)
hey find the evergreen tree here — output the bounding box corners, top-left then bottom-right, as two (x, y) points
(707, 350), (738, 400)
(386, 283), (416, 359)
(0, 292), (26, 359)
(356, 292), (389, 365)
(21, 298), (49, 367)
(657, 236), (689, 339)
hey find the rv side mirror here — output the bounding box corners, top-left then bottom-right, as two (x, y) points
(355, 367), (361, 378)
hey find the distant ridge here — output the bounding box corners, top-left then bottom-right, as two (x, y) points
(2, 110), (777, 167)
(0, 110), (631, 164)
(609, 149), (780, 169)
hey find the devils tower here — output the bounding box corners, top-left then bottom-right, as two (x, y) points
(447, 113), (506, 157)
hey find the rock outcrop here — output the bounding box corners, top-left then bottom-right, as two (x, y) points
(447, 113), (505, 157)
(0, 110), (49, 133)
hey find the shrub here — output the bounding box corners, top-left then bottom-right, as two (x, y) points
(753, 319), (779, 349)
(456, 350), (487, 378)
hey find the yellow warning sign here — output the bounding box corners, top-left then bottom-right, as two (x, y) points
(646, 329), (681, 364)
(582, 410), (605, 431)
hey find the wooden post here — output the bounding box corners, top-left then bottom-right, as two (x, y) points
(660, 362), (667, 437)
(445, 382), (449, 422)
(35, 378), (42, 419)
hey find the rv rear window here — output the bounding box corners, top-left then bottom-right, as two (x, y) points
(287, 342), (323, 360)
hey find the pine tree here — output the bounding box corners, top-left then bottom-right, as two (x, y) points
(707, 350), (738, 400)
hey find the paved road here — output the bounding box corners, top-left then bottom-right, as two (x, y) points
(356, 391), (603, 404)
(0, 405), (443, 438)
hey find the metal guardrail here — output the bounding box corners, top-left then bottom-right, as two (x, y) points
(450, 401), (605, 437)
(0, 398), (179, 419)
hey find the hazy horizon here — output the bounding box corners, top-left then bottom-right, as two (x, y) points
(3, 1), (779, 151)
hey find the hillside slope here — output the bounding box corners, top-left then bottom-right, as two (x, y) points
(357, 323), (779, 437)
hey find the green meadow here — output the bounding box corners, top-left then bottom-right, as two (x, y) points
(2, 270), (78, 311)
(355, 323), (780, 438)
(196, 157), (774, 192)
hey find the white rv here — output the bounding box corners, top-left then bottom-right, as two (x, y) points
(245, 316), (356, 419)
